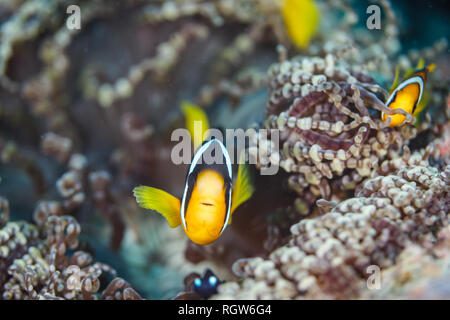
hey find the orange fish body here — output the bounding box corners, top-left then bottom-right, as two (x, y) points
(183, 170), (227, 244)
(180, 140), (232, 245)
(382, 64), (435, 127)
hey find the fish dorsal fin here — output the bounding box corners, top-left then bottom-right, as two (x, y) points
(404, 59), (435, 80)
(416, 57), (425, 70)
(389, 59), (431, 96)
(389, 66), (400, 95)
(229, 153), (254, 223)
(181, 101), (210, 151)
(412, 64), (435, 123)
(133, 186), (181, 228)
(404, 58), (425, 79)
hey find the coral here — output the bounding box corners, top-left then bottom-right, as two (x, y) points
(0, 137), (46, 195)
(249, 51), (419, 214)
(248, 22), (448, 221)
(1, 0), (289, 299)
(361, 225), (450, 300)
(41, 132), (73, 164)
(89, 171), (125, 251)
(0, 0), (69, 91)
(38, 133), (126, 251)
(84, 23), (210, 108)
(0, 196), (142, 300)
(212, 163), (449, 299)
(0, 0), (448, 300)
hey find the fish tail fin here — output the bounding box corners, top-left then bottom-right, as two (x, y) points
(230, 153), (255, 222)
(426, 63), (436, 73)
(133, 186), (181, 228)
(181, 101), (210, 151)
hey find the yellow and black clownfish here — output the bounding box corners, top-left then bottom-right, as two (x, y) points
(382, 63), (435, 127)
(133, 103), (254, 245)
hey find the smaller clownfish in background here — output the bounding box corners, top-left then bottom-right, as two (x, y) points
(133, 102), (254, 245)
(382, 60), (436, 127)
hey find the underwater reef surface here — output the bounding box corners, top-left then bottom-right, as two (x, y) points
(214, 163), (449, 299)
(0, 0), (449, 299)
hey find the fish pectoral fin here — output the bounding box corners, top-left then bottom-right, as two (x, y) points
(181, 101), (210, 151)
(230, 159), (255, 221)
(413, 89), (431, 116)
(133, 186), (181, 228)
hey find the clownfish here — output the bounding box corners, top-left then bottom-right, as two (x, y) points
(133, 102), (254, 245)
(382, 62), (435, 127)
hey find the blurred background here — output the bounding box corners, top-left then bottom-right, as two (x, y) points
(0, 0), (448, 299)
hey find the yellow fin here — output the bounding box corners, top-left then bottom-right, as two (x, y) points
(281, 0), (320, 49)
(416, 57), (425, 70)
(230, 155), (255, 222)
(413, 89), (431, 126)
(426, 63), (436, 73)
(412, 63), (435, 125)
(133, 186), (181, 228)
(404, 58), (432, 78)
(413, 63), (436, 125)
(181, 101), (210, 150)
(389, 66), (400, 95)
(414, 89), (431, 116)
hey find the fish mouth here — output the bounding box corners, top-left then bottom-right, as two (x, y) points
(201, 202), (214, 207)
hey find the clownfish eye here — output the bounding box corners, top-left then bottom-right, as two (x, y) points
(208, 275), (217, 287)
(193, 278), (202, 287)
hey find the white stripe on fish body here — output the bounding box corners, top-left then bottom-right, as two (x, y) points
(188, 139), (215, 175)
(215, 139), (232, 234)
(180, 138), (233, 232)
(220, 186), (232, 235)
(382, 75), (424, 119)
(180, 181), (189, 230)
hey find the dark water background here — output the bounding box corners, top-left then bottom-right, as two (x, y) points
(352, 0), (449, 50)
